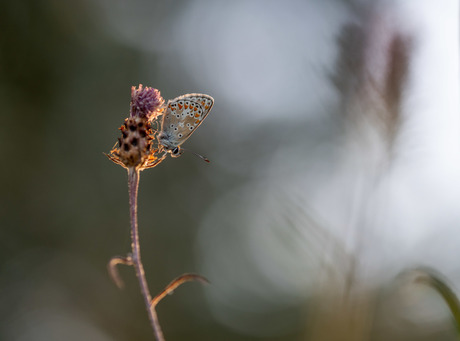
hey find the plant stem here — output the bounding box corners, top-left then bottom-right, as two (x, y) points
(128, 167), (165, 341)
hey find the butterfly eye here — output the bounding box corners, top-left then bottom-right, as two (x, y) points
(171, 147), (181, 158)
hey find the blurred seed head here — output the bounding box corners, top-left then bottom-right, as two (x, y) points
(334, 4), (413, 152)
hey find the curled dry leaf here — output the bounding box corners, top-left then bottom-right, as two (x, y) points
(108, 255), (133, 289)
(151, 273), (209, 307)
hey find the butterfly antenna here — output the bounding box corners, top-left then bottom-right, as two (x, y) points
(182, 148), (210, 163)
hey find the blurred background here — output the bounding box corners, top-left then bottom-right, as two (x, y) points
(1, 0), (460, 340)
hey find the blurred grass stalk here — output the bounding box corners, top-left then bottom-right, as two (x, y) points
(308, 2), (460, 340)
(309, 3), (414, 340)
(413, 268), (460, 337)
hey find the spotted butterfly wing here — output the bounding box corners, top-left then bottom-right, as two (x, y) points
(158, 93), (214, 157)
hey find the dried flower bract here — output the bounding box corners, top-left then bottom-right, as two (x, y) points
(107, 85), (167, 170)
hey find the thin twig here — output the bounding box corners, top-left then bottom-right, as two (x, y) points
(128, 167), (165, 341)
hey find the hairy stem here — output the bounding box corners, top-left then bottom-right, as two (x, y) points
(128, 167), (164, 341)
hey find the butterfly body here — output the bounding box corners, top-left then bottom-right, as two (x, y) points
(157, 93), (214, 158)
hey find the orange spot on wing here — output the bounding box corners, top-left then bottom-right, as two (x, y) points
(184, 104), (189, 109)
(195, 120), (200, 124)
(194, 107), (197, 111)
(178, 104), (183, 109)
(194, 113), (200, 118)
(205, 105), (209, 110)
(201, 101), (205, 105)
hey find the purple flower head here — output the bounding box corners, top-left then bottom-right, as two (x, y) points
(130, 84), (165, 119)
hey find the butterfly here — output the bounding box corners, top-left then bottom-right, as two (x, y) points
(157, 93), (214, 159)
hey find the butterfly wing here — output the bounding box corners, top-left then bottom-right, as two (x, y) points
(159, 93), (214, 151)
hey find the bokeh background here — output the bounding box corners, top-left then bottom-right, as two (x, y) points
(1, 0), (460, 340)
